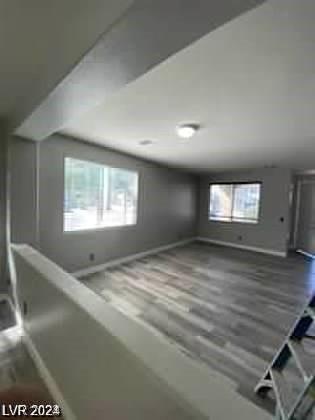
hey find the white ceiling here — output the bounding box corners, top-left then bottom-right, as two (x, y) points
(15, 0), (264, 141)
(0, 0), (132, 127)
(63, 0), (315, 173)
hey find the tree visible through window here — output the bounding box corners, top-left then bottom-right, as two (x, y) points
(64, 158), (138, 232)
(209, 183), (261, 223)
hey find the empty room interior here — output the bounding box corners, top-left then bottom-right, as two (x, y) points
(1, 1), (315, 419)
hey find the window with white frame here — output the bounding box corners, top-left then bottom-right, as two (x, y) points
(64, 157), (138, 232)
(209, 183), (261, 224)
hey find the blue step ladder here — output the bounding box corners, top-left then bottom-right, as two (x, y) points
(255, 294), (315, 419)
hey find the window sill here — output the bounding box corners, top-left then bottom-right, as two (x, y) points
(208, 218), (259, 225)
(63, 223), (138, 234)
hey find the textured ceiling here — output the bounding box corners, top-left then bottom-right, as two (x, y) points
(63, 0), (315, 172)
(0, 0), (132, 125)
(15, 0), (264, 141)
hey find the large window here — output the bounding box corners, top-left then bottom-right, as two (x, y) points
(209, 183), (261, 223)
(64, 157), (138, 232)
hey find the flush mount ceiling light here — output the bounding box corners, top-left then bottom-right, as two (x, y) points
(176, 123), (200, 139)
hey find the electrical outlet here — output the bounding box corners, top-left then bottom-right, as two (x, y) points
(89, 253), (95, 262)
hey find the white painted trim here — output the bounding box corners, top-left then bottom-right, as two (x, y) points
(294, 179), (315, 250)
(296, 249), (315, 260)
(73, 238), (196, 278)
(293, 180), (302, 249)
(197, 237), (287, 258)
(22, 333), (76, 420)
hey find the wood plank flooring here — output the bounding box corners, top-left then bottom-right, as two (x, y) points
(82, 242), (315, 412)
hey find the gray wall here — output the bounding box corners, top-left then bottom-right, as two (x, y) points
(290, 174), (315, 250)
(198, 168), (292, 254)
(37, 134), (197, 272)
(10, 134), (293, 270)
(10, 136), (38, 248)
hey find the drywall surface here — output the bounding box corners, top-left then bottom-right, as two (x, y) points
(12, 244), (271, 420)
(39, 134), (197, 272)
(16, 0), (265, 141)
(198, 168), (292, 254)
(9, 136), (38, 248)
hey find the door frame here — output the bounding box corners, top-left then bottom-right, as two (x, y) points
(293, 178), (315, 251)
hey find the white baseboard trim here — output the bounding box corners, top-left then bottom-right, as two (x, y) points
(197, 237), (287, 258)
(73, 238), (196, 278)
(22, 333), (76, 420)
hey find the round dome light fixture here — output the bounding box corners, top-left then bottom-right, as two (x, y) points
(176, 123), (200, 139)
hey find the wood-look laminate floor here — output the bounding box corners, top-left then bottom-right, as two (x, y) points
(82, 242), (315, 412)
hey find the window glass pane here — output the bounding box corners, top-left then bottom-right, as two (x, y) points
(106, 168), (138, 227)
(232, 183), (260, 223)
(209, 182), (261, 223)
(209, 184), (233, 221)
(64, 158), (138, 232)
